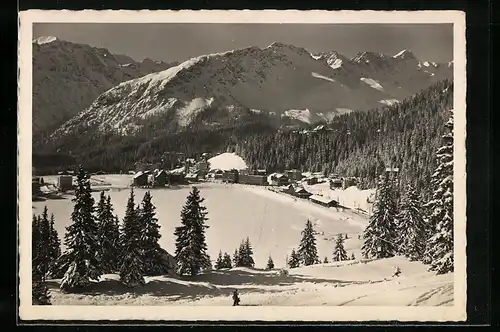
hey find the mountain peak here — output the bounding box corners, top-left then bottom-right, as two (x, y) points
(393, 49), (416, 60)
(351, 51), (388, 64)
(33, 36), (58, 45)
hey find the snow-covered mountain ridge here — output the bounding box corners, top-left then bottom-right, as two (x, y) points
(32, 37), (178, 134)
(49, 42), (452, 141)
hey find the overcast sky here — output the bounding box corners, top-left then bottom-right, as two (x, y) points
(33, 23), (453, 63)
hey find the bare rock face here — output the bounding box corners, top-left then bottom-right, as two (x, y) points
(32, 37), (178, 135)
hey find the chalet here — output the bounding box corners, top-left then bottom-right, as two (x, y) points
(294, 187), (312, 199)
(185, 173), (199, 182)
(133, 171), (148, 186)
(169, 173), (187, 185)
(196, 160), (210, 178)
(255, 169), (267, 176)
(211, 169), (224, 180)
(57, 175), (73, 191)
(239, 174), (267, 186)
(154, 170), (168, 187)
(268, 173), (289, 186)
(330, 179), (343, 189)
(222, 169), (239, 183)
(286, 169), (303, 181)
(309, 195), (338, 208)
(282, 184), (295, 194)
(305, 177), (318, 185)
(342, 177), (358, 189)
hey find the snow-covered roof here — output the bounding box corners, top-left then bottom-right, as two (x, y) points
(275, 173), (287, 178)
(310, 195), (337, 204)
(295, 187), (310, 194)
(133, 171), (144, 178)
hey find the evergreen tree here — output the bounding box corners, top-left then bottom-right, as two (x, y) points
(397, 185), (426, 260)
(222, 252), (233, 269)
(351, 253), (355, 260)
(266, 256), (275, 270)
(215, 250), (224, 270)
(237, 237), (255, 268)
(288, 249), (300, 268)
(96, 192), (120, 273)
(38, 207), (51, 279)
(138, 191), (164, 275)
(60, 166), (102, 291)
(174, 186), (211, 276)
(32, 267), (51, 305)
(424, 112), (454, 274)
(361, 172), (398, 259)
(48, 214), (61, 259)
(232, 249), (240, 267)
(297, 220), (319, 266)
(119, 188), (145, 287)
(323, 256), (329, 264)
(333, 233), (348, 262)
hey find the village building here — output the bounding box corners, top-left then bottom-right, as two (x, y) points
(255, 169), (267, 176)
(57, 175), (73, 191)
(133, 171), (148, 187)
(185, 173), (199, 182)
(285, 169), (303, 181)
(282, 184), (295, 195)
(268, 173), (289, 186)
(211, 169), (224, 180)
(196, 160), (210, 178)
(222, 169), (239, 183)
(330, 178), (343, 189)
(305, 177), (318, 185)
(169, 173), (187, 185)
(154, 170), (168, 187)
(238, 174), (268, 186)
(294, 187), (312, 199)
(342, 177), (358, 189)
(309, 195), (338, 208)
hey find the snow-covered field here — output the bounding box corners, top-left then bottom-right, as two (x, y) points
(33, 173), (453, 306)
(46, 256), (453, 306)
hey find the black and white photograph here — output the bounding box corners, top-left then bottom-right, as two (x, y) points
(18, 10), (466, 321)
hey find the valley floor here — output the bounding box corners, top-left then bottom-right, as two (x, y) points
(47, 256), (453, 306)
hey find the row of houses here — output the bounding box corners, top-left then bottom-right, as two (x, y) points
(132, 169), (190, 187)
(279, 184), (339, 208)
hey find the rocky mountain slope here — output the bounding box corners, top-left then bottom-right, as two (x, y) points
(48, 41), (452, 142)
(32, 36), (178, 134)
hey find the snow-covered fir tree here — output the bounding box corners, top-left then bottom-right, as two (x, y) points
(215, 250), (224, 270)
(288, 248), (300, 268)
(237, 237), (255, 268)
(138, 191), (164, 275)
(333, 233), (348, 262)
(351, 253), (355, 260)
(222, 252), (232, 269)
(96, 192), (120, 273)
(396, 185), (426, 261)
(266, 256), (275, 270)
(48, 213), (61, 272)
(323, 256), (329, 264)
(424, 111), (454, 274)
(32, 267), (51, 305)
(174, 186), (211, 276)
(232, 249), (240, 267)
(297, 220), (319, 266)
(361, 172), (399, 259)
(60, 166), (102, 291)
(119, 189), (145, 287)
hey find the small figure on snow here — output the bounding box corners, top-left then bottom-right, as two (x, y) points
(392, 266), (401, 278)
(232, 289), (240, 306)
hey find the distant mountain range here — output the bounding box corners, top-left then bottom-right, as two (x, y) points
(32, 36), (178, 135)
(43, 40), (452, 144)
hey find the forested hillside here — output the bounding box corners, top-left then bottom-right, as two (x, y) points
(34, 79), (452, 198)
(234, 79), (453, 198)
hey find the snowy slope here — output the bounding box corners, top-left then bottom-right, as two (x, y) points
(46, 256), (453, 306)
(32, 38), (178, 134)
(208, 153), (248, 170)
(48, 43), (452, 142)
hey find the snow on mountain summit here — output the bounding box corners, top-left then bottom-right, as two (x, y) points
(392, 49), (416, 60)
(48, 42), (453, 141)
(33, 36), (58, 45)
